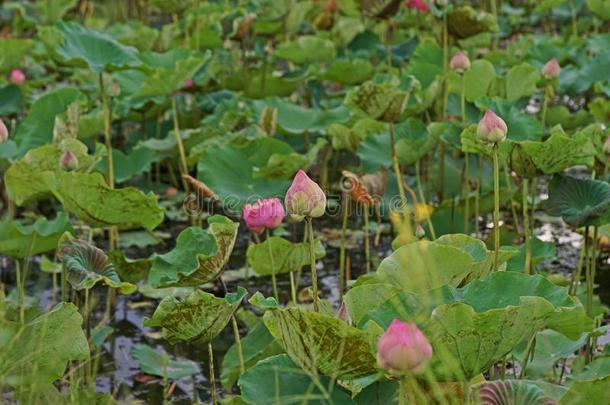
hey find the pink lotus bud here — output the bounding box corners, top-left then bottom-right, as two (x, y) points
(9, 69), (26, 84)
(59, 150), (79, 171)
(285, 170), (326, 221)
(242, 198), (286, 234)
(450, 51), (470, 74)
(405, 0), (430, 12)
(541, 58), (560, 80)
(377, 320), (433, 375)
(0, 119), (8, 144)
(183, 79), (194, 89)
(477, 109), (508, 144)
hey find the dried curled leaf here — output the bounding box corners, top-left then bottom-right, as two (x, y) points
(182, 174), (219, 202)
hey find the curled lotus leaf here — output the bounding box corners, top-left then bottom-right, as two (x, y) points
(144, 287), (247, 344)
(148, 215), (239, 288)
(58, 233), (136, 294)
(346, 80), (408, 122)
(447, 6), (499, 39)
(263, 307), (377, 380)
(478, 380), (557, 405)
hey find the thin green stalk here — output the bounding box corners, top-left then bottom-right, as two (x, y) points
(584, 226), (592, 317)
(437, 141), (446, 202)
(363, 204), (371, 273)
(289, 271), (297, 306)
(570, 243), (585, 295)
(523, 179), (532, 275)
(61, 263), (68, 302)
(505, 166), (520, 233)
(398, 377), (406, 405)
(230, 315), (245, 376)
(475, 156), (483, 238)
(519, 335), (537, 379)
(99, 73), (118, 251)
(570, 0), (578, 36)
(171, 96), (190, 192)
(15, 260), (24, 324)
(390, 122), (412, 235)
(416, 159), (436, 240)
(460, 74), (466, 126)
(208, 342), (217, 405)
(541, 85), (550, 129)
(338, 194), (349, 298)
(266, 229), (279, 302)
(463, 152), (470, 235)
(492, 143), (501, 272)
(441, 11), (448, 117)
(307, 217), (320, 312)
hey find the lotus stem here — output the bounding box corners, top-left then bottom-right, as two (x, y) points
(230, 315), (245, 376)
(522, 179), (532, 275)
(584, 225), (593, 318)
(266, 229), (279, 302)
(519, 334), (537, 378)
(398, 377), (406, 405)
(61, 262), (68, 302)
(171, 96), (190, 192)
(208, 342), (218, 405)
(15, 260), (24, 324)
(475, 156), (483, 238)
(505, 166), (521, 233)
(416, 159), (436, 240)
(339, 193), (349, 299)
(569, 243), (585, 295)
(389, 122), (411, 234)
(541, 85), (550, 129)
(460, 74), (466, 126)
(570, 0), (578, 37)
(289, 271), (297, 306)
(306, 217), (319, 312)
(437, 141), (446, 201)
(99, 73), (118, 251)
(492, 143), (501, 272)
(363, 204), (371, 274)
(463, 152), (470, 235)
(442, 11), (448, 117)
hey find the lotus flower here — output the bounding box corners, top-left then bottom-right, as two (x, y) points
(405, 0), (430, 12)
(477, 110), (508, 144)
(9, 69), (26, 84)
(59, 150), (79, 171)
(0, 119), (8, 144)
(377, 319), (433, 375)
(242, 198), (286, 233)
(285, 170), (326, 221)
(450, 51), (471, 74)
(541, 58), (560, 80)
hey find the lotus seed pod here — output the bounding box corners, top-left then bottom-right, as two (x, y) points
(541, 58), (560, 80)
(377, 319), (433, 375)
(0, 119), (8, 144)
(477, 110), (508, 144)
(285, 170), (327, 221)
(450, 51), (470, 74)
(59, 150), (79, 171)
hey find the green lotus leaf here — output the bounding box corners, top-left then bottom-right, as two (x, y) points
(225, 69), (307, 99)
(376, 240), (476, 294)
(133, 54), (206, 98)
(395, 118), (436, 165)
(569, 357), (610, 382)
(12, 87), (82, 156)
(130, 344), (200, 379)
(0, 84), (22, 116)
(322, 59), (374, 85)
(586, 0), (610, 20)
(328, 118), (386, 151)
(475, 99), (544, 142)
(54, 21), (141, 72)
(505, 63), (541, 102)
(143, 287), (246, 344)
(5, 139), (100, 205)
(263, 308), (377, 380)
(107, 22), (160, 52)
(408, 40), (443, 89)
(58, 233), (136, 294)
(346, 80), (408, 122)
(0, 38), (33, 72)
(275, 35), (336, 65)
(0, 303), (88, 386)
(46, 171), (163, 230)
(107, 250), (151, 284)
(238, 354), (356, 405)
(221, 321), (283, 389)
(0, 213), (73, 258)
(96, 146), (159, 183)
(447, 6), (499, 39)
(257, 138), (327, 179)
(559, 375), (610, 403)
(508, 131), (595, 178)
(543, 175), (610, 228)
(148, 216), (239, 288)
(464, 60), (496, 102)
(477, 380), (557, 405)
(246, 237), (326, 276)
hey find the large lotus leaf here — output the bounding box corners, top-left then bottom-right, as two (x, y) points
(130, 344), (200, 379)
(447, 6), (499, 39)
(238, 354), (356, 405)
(543, 175), (610, 228)
(0, 38), (33, 72)
(96, 146), (159, 183)
(144, 287), (246, 344)
(475, 99), (544, 142)
(133, 54), (206, 98)
(275, 36), (336, 65)
(509, 131), (595, 178)
(54, 21), (141, 72)
(107, 22), (160, 52)
(0, 303), (88, 386)
(221, 321), (284, 389)
(107, 250), (151, 284)
(253, 98), (350, 135)
(407, 40), (443, 89)
(224, 69), (307, 99)
(343, 283), (400, 327)
(0, 84), (22, 116)
(586, 0), (610, 20)
(322, 59), (374, 85)
(45, 171), (163, 230)
(376, 240), (476, 294)
(346, 80), (408, 122)
(58, 234), (136, 294)
(257, 138), (328, 179)
(247, 237), (326, 276)
(559, 376), (610, 403)
(395, 118), (436, 165)
(148, 216), (238, 288)
(464, 60), (496, 102)
(0, 213), (73, 258)
(197, 138), (294, 210)
(12, 87), (82, 155)
(328, 118), (386, 151)
(505, 63), (541, 102)
(5, 139), (100, 205)
(263, 308), (377, 380)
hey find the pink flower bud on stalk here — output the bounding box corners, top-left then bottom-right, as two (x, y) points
(477, 110), (508, 144)
(9, 69), (26, 84)
(377, 320), (433, 375)
(59, 150), (79, 171)
(541, 58), (560, 80)
(285, 170), (326, 221)
(242, 198), (286, 234)
(0, 119), (9, 144)
(450, 51), (470, 74)
(405, 0), (430, 12)
(183, 79), (194, 89)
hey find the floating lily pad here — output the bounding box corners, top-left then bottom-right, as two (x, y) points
(148, 216), (239, 288)
(144, 287), (246, 344)
(246, 237), (326, 276)
(130, 344), (200, 379)
(263, 308), (377, 379)
(58, 234), (136, 294)
(0, 213), (73, 258)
